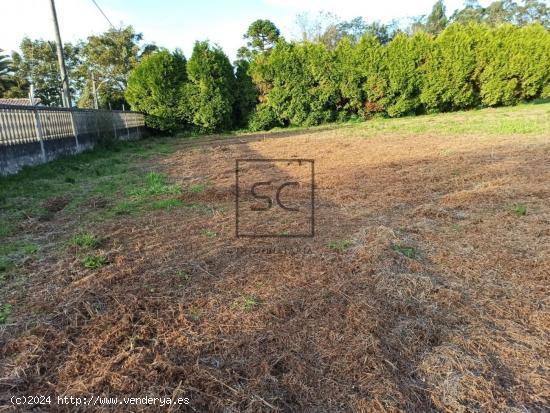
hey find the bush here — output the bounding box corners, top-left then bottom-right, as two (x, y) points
(335, 34), (386, 118)
(477, 24), (550, 106)
(249, 40), (340, 127)
(128, 22), (550, 133)
(183, 41), (236, 132)
(125, 49), (187, 131)
(248, 104), (281, 131)
(383, 32), (432, 117)
(233, 59), (258, 127)
(421, 23), (481, 112)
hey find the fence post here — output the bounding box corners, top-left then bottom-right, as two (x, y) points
(32, 108), (47, 162)
(123, 112), (130, 140)
(69, 108), (80, 151)
(137, 114), (142, 139)
(111, 112), (118, 140)
(95, 111), (100, 140)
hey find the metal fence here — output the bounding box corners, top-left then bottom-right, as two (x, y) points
(0, 104), (145, 146)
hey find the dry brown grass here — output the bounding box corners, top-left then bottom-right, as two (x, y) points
(1, 126), (549, 412)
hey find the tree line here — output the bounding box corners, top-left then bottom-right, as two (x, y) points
(0, 26), (153, 108)
(1, 0), (549, 133)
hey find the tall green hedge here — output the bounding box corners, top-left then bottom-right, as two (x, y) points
(477, 24), (550, 106)
(125, 49), (187, 131)
(127, 23), (550, 132)
(249, 41), (340, 129)
(184, 41), (236, 132)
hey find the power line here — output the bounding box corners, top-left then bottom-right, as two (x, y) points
(91, 0), (115, 29)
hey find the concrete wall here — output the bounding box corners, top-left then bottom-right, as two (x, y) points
(0, 126), (144, 176)
(0, 104), (146, 176)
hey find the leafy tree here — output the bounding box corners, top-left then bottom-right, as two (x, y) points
(235, 21), (280, 127)
(336, 17), (368, 43)
(295, 11), (341, 49)
(426, 0), (449, 35)
(336, 18), (397, 45)
(451, 0), (485, 24)
(450, 0), (550, 27)
(125, 49), (187, 131)
(233, 59), (258, 128)
(244, 20), (281, 54)
(183, 41), (236, 132)
(515, 0), (550, 28)
(8, 38), (80, 106)
(77, 26), (143, 109)
(484, 0), (516, 25)
(0, 50), (15, 96)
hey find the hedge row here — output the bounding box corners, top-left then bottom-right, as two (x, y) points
(126, 23), (550, 132)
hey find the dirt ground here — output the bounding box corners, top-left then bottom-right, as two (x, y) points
(1, 126), (549, 412)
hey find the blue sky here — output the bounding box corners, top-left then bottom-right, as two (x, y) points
(2, 0), (493, 60)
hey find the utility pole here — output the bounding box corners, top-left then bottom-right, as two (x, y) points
(49, 0), (71, 108)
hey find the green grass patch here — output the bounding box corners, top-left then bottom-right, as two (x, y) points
(233, 295), (262, 312)
(0, 303), (12, 324)
(0, 222), (16, 238)
(450, 223), (463, 232)
(188, 181), (209, 193)
(393, 244), (417, 259)
(150, 198), (184, 210)
(0, 257), (12, 273)
(0, 137), (178, 240)
(82, 255), (108, 270)
(129, 172), (181, 197)
(511, 203), (527, 216)
(69, 232), (101, 249)
(0, 241), (39, 272)
(176, 270), (192, 284)
(188, 306), (201, 321)
(111, 199), (146, 216)
(350, 103), (550, 138)
(326, 239), (353, 253)
(202, 229), (217, 238)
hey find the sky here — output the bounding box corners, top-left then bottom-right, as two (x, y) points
(2, 0), (494, 60)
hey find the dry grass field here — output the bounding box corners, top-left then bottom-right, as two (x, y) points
(1, 103), (549, 411)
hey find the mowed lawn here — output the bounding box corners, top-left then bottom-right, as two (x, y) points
(1, 103), (549, 411)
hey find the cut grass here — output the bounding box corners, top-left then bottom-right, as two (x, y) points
(1, 103), (549, 412)
(349, 102), (550, 138)
(176, 270), (192, 284)
(0, 257), (12, 273)
(0, 138), (180, 240)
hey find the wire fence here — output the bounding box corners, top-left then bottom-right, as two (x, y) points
(0, 104), (145, 146)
